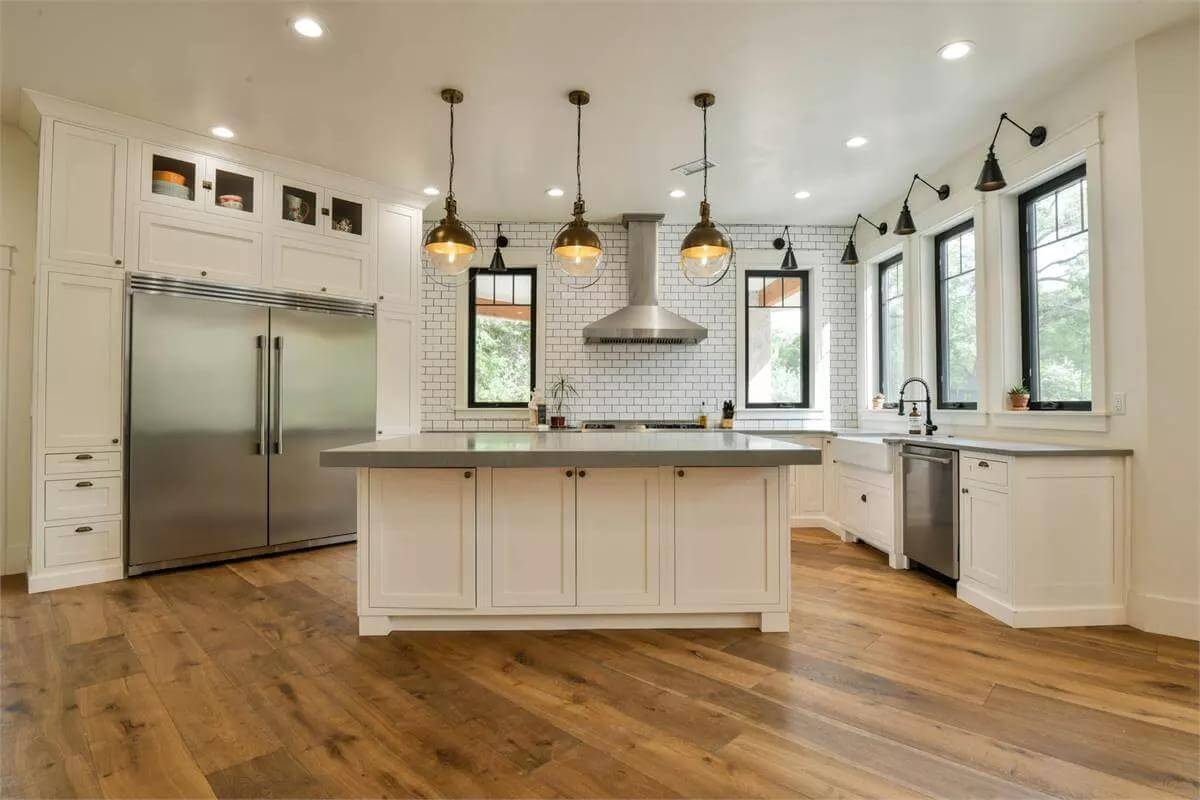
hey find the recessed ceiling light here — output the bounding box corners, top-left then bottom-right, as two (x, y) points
(291, 17), (324, 38)
(545, 187), (565, 198)
(422, 186), (440, 196)
(669, 189), (686, 199)
(938, 40), (974, 61)
(845, 136), (868, 149)
(210, 126), (235, 140)
(793, 191), (811, 200)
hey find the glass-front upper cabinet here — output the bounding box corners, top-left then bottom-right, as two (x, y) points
(274, 176), (370, 243)
(142, 143), (203, 211)
(203, 157), (263, 222)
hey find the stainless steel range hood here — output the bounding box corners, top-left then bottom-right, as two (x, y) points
(582, 213), (708, 345)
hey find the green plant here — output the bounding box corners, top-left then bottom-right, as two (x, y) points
(1008, 382), (1030, 396)
(548, 375), (578, 414)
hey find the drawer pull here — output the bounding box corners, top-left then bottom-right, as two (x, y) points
(677, 470), (685, 478)
(578, 470), (587, 478)
(565, 470), (573, 477)
(74, 526), (94, 533)
(860, 493), (867, 503)
(977, 460), (990, 468)
(74, 454), (94, 461)
(464, 471), (472, 479)
(75, 481), (94, 488)
(962, 488), (969, 494)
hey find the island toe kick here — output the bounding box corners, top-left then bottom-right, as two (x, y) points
(352, 465), (793, 634)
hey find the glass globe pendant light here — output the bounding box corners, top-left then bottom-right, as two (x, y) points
(680, 92), (733, 286)
(424, 88), (479, 280)
(552, 90), (603, 286)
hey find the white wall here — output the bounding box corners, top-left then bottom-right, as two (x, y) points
(853, 20), (1198, 639)
(0, 122), (37, 575)
(421, 221), (858, 430)
(1132, 19), (1200, 639)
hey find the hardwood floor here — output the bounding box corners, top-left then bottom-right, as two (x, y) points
(3, 528), (1197, 799)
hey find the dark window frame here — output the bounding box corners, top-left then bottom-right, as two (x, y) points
(467, 267), (537, 408)
(934, 219), (978, 410)
(1018, 163), (1092, 411)
(744, 269), (810, 409)
(877, 254), (904, 406)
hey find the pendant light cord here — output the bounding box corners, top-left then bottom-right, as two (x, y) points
(575, 101), (583, 204)
(702, 105), (709, 203)
(448, 102), (456, 200)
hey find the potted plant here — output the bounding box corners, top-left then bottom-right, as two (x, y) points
(871, 393), (886, 411)
(1008, 381), (1030, 410)
(548, 375), (578, 429)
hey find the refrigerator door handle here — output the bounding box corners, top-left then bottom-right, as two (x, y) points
(273, 335), (284, 454)
(255, 335), (266, 454)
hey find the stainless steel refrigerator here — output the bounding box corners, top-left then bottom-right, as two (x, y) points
(126, 274), (375, 574)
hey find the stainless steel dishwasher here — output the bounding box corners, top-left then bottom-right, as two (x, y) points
(900, 444), (959, 580)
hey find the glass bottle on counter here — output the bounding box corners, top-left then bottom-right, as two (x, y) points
(697, 401), (709, 429)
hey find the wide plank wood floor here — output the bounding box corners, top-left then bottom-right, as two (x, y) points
(3, 528), (1197, 799)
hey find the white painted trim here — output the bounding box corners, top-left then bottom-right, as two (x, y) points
(0, 245), (11, 575)
(734, 248), (829, 421)
(26, 559), (124, 593)
(453, 247), (546, 419)
(991, 410), (1110, 432)
(359, 611), (765, 634)
(1129, 592), (1200, 641)
(858, 243), (905, 413)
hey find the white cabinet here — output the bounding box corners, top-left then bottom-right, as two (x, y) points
(836, 469), (893, 553)
(138, 212), (263, 285)
(376, 311), (421, 435)
(378, 204), (420, 310)
(367, 468), (475, 609)
(271, 235), (371, 299)
(675, 467), (781, 605)
(41, 270), (123, 450)
(47, 122), (126, 268)
(490, 468), (576, 607)
(576, 468), (661, 606)
(44, 520), (121, 568)
(45, 477), (122, 521)
(822, 437), (838, 516)
(960, 482), (1010, 593)
(274, 177), (371, 243)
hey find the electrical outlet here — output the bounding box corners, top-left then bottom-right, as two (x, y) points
(1113, 392), (1127, 415)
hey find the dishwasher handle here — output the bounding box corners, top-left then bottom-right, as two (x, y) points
(900, 451), (954, 465)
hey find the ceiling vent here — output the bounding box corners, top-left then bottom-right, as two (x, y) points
(670, 157), (717, 177)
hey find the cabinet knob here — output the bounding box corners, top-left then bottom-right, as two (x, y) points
(677, 469), (685, 478)
(321, 287), (327, 292)
(565, 470), (573, 478)
(114, 258), (123, 266)
(377, 430), (382, 435)
(378, 295), (384, 301)
(75, 481), (93, 488)
(200, 270), (208, 277)
(111, 438), (119, 444)
(962, 488), (969, 494)
(578, 470), (587, 478)
(860, 494), (867, 503)
(464, 471), (472, 479)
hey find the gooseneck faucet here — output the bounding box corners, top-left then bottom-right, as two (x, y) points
(897, 377), (938, 436)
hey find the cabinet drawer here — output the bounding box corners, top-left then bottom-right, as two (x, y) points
(139, 211), (263, 285)
(272, 235), (371, 299)
(45, 477), (122, 521)
(962, 455), (1008, 488)
(45, 451), (122, 476)
(45, 519), (121, 567)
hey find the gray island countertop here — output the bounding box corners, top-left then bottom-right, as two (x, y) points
(321, 431), (821, 469)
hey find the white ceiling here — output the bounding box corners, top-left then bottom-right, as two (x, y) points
(2, 2), (1193, 224)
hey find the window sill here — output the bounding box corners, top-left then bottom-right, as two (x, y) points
(931, 409), (990, 427)
(454, 406), (531, 420)
(736, 408), (827, 421)
(992, 409), (1110, 433)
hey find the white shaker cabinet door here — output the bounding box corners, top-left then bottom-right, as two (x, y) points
(674, 467), (781, 605)
(41, 270), (124, 450)
(47, 122), (127, 268)
(376, 312), (420, 435)
(491, 468), (577, 607)
(271, 235), (371, 299)
(960, 483), (1010, 595)
(576, 467), (661, 606)
(377, 204), (421, 311)
(367, 469), (476, 609)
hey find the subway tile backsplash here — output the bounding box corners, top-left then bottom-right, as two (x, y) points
(421, 221), (857, 431)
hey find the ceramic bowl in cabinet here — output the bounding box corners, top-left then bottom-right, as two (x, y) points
(217, 194), (244, 209)
(152, 180), (191, 199)
(152, 170), (186, 185)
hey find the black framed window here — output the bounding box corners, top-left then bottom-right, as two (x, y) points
(934, 220), (978, 409)
(467, 268), (536, 407)
(1018, 164), (1091, 410)
(745, 270), (809, 408)
(877, 255), (904, 404)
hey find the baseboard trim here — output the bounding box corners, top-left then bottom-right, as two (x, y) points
(360, 611), (769, 635)
(958, 582), (1126, 628)
(1129, 592), (1200, 641)
(27, 560), (123, 593)
(2, 542), (29, 576)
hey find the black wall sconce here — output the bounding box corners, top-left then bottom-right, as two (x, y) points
(975, 113), (1047, 192)
(840, 214), (888, 265)
(772, 226), (799, 270)
(895, 174), (951, 236)
(487, 224), (509, 272)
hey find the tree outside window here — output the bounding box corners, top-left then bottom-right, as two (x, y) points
(468, 269), (536, 407)
(746, 271), (809, 407)
(878, 256), (905, 403)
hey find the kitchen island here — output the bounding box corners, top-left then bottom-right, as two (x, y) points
(321, 432), (819, 635)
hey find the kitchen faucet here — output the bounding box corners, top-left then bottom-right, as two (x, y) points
(897, 377), (938, 436)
